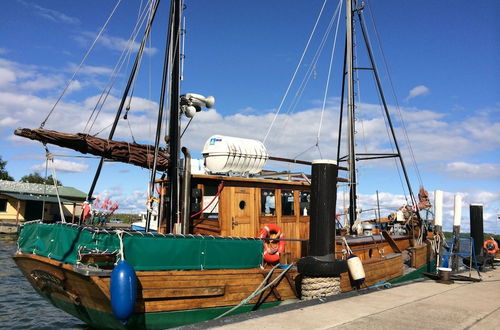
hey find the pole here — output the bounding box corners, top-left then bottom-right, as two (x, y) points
(434, 190), (443, 268)
(309, 160), (338, 256)
(346, 0), (357, 230)
(451, 195), (461, 271)
(166, 0), (182, 232)
(376, 190), (381, 222)
(146, 0), (175, 232)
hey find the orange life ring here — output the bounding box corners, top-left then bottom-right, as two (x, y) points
(259, 224), (286, 264)
(484, 239), (499, 255)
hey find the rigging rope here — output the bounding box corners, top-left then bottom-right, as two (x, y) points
(277, 11), (336, 154)
(44, 149), (67, 223)
(285, 1), (343, 160)
(84, 1), (153, 135)
(317, 0), (343, 146)
(284, 2), (340, 119)
(40, 0), (123, 129)
(214, 263), (294, 320)
(262, 0), (328, 144)
(352, 17), (369, 155)
(366, 3), (423, 188)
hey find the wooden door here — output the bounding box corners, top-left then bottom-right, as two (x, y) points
(230, 187), (255, 238)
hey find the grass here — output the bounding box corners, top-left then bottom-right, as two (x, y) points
(110, 213), (140, 224)
(443, 231), (500, 241)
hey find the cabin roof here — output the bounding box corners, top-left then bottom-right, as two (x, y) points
(190, 174), (311, 188)
(0, 180), (87, 200)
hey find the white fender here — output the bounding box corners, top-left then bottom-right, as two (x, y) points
(347, 255), (365, 282)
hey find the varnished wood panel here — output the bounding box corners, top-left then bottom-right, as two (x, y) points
(14, 254), (299, 315)
(340, 254), (403, 292)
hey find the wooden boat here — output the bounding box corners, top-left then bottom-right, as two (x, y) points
(13, 0), (436, 329)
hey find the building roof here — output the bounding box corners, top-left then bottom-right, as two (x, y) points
(0, 180), (87, 200)
(1, 192), (74, 203)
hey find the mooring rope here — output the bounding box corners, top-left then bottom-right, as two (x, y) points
(301, 276), (341, 300)
(214, 263), (294, 320)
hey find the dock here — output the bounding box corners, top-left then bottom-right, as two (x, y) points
(186, 267), (500, 329)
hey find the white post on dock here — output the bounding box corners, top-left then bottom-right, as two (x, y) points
(434, 190), (444, 267)
(451, 195), (462, 271)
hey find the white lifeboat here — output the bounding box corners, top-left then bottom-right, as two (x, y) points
(202, 135), (268, 174)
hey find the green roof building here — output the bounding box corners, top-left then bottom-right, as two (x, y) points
(0, 180), (87, 233)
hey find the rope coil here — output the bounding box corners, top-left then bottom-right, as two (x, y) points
(301, 276), (341, 300)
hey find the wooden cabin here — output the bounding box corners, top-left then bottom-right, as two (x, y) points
(190, 174), (311, 261)
(181, 174), (430, 270)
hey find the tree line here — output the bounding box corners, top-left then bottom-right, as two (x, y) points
(0, 156), (62, 185)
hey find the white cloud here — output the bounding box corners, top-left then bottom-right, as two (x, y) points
(405, 85), (429, 101)
(94, 187), (147, 214)
(0, 67), (16, 87)
(0, 117), (20, 127)
(444, 162), (500, 180)
(18, 1), (80, 25)
(66, 63), (114, 76)
(20, 74), (63, 91)
(31, 159), (89, 173)
(75, 32), (157, 56)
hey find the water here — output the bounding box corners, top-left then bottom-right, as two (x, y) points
(0, 235), (88, 329)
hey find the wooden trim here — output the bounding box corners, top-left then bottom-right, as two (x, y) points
(192, 174), (311, 188)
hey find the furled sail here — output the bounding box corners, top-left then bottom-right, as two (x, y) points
(14, 128), (169, 171)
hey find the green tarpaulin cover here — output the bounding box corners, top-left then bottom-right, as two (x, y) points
(18, 222), (264, 270)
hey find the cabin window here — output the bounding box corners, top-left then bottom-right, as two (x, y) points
(299, 191), (310, 216)
(0, 199), (7, 212)
(281, 190), (294, 216)
(239, 200), (246, 210)
(261, 189), (276, 216)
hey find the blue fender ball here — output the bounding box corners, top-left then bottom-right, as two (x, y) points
(110, 260), (137, 322)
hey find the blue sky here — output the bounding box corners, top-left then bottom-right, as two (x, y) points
(0, 0), (498, 233)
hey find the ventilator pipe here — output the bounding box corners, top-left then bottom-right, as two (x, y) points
(180, 147), (191, 235)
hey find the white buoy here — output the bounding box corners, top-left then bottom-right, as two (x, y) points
(347, 255), (365, 283)
(434, 190), (443, 226)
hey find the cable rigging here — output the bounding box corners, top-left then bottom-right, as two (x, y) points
(40, 0), (123, 129)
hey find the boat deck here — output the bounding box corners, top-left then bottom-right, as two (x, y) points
(186, 267), (500, 329)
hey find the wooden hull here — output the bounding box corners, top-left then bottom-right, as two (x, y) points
(340, 254), (403, 292)
(13, 253), (298, 329)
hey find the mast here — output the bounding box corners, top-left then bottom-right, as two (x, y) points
(166, 0), (182, 232)
(146, 0), (176, 232)
(355, 8), (420, 216)
(85, 0), (161, 205)
(346, 0), (357, 229)
(337, 0), (421, 230)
